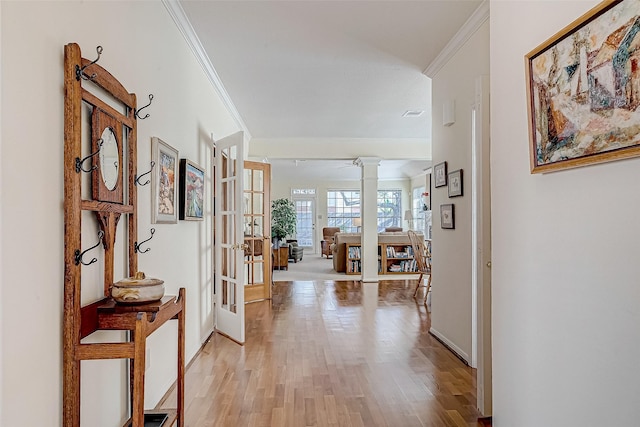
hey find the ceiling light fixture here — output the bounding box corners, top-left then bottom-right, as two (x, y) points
(402, 110), (424, 118)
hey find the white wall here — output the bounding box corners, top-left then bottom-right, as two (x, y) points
(1, 2), (239, 426)
(430, 20), (489, 362)
(491, 1), (640, 425)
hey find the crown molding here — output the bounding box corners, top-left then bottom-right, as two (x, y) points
(423, 1), (489, 78)
(162, 0), (252, 143)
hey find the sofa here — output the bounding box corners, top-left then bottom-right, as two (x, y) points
(330, 231), (419, 272)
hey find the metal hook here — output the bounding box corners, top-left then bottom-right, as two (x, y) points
(135, 94), (154, 120)
(75, 45), (104, 81)
(74, 230), (104, 266)
(135, 228), (155, 254)
(135, 161), (155, 186)
(75, 139), (103, 173)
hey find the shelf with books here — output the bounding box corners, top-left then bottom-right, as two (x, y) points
(346, 243), (361, 275)
(382, 243), (418, 274)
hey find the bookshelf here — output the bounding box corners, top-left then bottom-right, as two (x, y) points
(345, 242), (418, 275)
(382, 243), (417, 274)
(346, 243), (362, 274)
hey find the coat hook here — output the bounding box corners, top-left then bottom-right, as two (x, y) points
(135, 161), (155, 186)
(75, 45), (103, 81)
(135, 228), (155, 254)
(135, 94), (154, 120)
(75, 139), (103, 173)
(74, 230), (104, 266)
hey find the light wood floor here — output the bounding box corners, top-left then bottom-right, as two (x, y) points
(160, 280), (489, 426)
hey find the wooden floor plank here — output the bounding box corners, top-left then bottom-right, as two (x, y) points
(160, 279), (490, 426)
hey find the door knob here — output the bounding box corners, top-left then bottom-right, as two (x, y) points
(486, 261), (492, 268)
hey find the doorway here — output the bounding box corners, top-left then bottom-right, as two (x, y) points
(292, 197), (316, 253)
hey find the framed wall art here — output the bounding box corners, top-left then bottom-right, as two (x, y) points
(448, 169), (463, 197)
(151, 137), (179, 224)
(525, 0), (640, 173)
(434, 161), (447, 187)
(440, 204), (455, 229)
(179, 159), (205, 221)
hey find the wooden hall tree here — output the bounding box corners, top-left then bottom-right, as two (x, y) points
(63, 43), (185, 426)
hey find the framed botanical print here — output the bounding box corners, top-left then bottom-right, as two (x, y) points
(179, 159), (205, 221)
(434, 161), (447, 187)
(440, 204), (455, 229)
(151, 137), (179, 224)
(448, 169), (463, 197)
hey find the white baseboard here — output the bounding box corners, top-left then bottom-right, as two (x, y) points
(429, 327), (470, 365)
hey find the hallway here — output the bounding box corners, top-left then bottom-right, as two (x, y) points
(160, 280), (485, 426)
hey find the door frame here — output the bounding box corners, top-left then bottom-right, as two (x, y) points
(471, 75), (492, 416)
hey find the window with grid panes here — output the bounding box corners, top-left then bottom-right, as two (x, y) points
(327, 190), (402, 232)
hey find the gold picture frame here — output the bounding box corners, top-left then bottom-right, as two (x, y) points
(525, 0), (640, 173)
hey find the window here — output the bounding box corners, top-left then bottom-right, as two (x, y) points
(292, 188), (316, 196)
(327, 190), (360, 233)
(377, 190), (401, 230)
(327, 189), (402, 232)
(412, 186), (426, 231)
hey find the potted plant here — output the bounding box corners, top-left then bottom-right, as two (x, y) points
(271, 198), (296, 247)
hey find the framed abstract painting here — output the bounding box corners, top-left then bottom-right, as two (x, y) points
(151, 137), (179, 224)
(179, 159), (205, 221)
(525, 0), (640, 173)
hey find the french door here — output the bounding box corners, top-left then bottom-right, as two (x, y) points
(214, 132), (245, 344)
(293, 198), (316, 252)
(243, 161), (271, 303)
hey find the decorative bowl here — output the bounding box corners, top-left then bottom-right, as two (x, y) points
(111, 271), (165, 304)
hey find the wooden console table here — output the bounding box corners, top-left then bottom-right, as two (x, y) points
(272, 247), (289, 270)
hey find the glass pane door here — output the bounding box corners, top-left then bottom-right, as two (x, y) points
(243, 161), (271, 303)
(214, 132), (245, 344)
(294, 198), (315, 251)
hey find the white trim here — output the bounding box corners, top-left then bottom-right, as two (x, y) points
(423, 1), (490, 78)
(162, 0), (252, 144)
(0, 3), (3, 420)
(430, 327), (470, 364)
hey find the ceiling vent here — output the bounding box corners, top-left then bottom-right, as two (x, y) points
(402, 110), (424, 118)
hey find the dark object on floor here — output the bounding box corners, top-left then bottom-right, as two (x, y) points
(144, 413), (168, 426)
(287, 239), (304, 262)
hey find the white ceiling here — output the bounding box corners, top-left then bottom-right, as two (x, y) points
(177, 0), (483, 180)
(269, 158), (430, 182)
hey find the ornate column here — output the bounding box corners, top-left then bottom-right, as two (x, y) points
(354, 157), (380, 283)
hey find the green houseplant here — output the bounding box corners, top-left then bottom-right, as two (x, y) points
(271, 198), (296, 247)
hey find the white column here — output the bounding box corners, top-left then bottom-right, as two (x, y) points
(354, 157), (380, 283)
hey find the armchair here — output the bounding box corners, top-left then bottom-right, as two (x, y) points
(287, 239), (304, 263)
(321, 227), (340, 258)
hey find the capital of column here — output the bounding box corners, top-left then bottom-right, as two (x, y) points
(353, 157), (381, 167)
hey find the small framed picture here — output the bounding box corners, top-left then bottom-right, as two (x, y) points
(434, 161), (447, 188)
(151, 137), (179, 224)
(179, 159), (205, 221)
(440, 204), (455, 229)
(448, 169), (463, 197)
